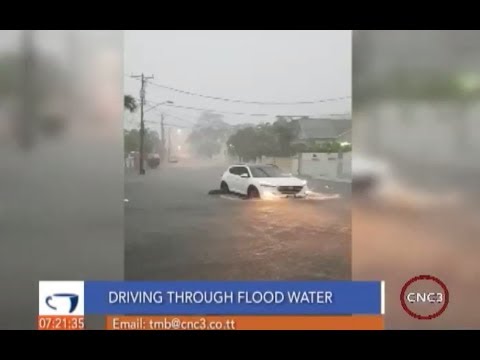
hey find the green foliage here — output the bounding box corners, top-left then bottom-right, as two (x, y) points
(124, 95), (137, 113)
(227, 127), (259, 162)
(227, 118), (300, 160)
(273, 118), (299, 156)
(341, 143), (352, 152)
(305, 141), (351, 153)
(124, 129), (139, 154)
(124, 128), (160, 155)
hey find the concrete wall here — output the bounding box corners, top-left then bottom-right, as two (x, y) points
(297, 152), (352, 180)
(260, 156), (295, 174)
(300, 153), (337, 178)
(255, 153), (352, 180)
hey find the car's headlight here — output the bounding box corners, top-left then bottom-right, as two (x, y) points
(260, 183), (276, 188)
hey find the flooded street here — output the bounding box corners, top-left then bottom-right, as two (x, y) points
(125, 162), (351, 280)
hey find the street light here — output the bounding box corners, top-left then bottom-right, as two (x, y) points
(144, 100), (174, 113)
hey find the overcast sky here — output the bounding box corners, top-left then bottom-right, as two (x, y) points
(125, 30), (351, 128)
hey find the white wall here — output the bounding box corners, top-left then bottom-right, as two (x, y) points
(257, 153), (351, 180)
(260, 156), (295, 174)
(300, 153), (338, 179)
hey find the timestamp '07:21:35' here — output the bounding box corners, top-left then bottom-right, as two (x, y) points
(37, 316), (85, 330)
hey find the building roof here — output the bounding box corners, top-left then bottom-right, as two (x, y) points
(297, 118), (351, 140)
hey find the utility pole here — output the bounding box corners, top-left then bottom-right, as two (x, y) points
(130, 73), (154, 174)
(160, 113), (166, 161)
(167, 126), (172, 161)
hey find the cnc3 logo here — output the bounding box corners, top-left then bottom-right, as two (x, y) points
(45, 294), (79, 314)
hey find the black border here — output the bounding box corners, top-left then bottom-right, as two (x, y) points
(6, 329), (480, 341)
(2, 4), (470, 28)
(2, 329), (477, 357)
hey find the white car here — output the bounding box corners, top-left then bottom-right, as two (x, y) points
(220, 164), (308, 199)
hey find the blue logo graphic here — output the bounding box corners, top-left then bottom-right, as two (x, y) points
(45, 293), (79, 313)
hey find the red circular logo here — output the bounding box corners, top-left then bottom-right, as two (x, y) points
(400, 275), (449, 320)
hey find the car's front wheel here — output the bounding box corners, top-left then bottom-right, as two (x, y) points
(247, 186), (260, 199)
(220, 181), (230, 193)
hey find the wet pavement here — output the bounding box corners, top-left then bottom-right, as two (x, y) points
(125, 161), (351, 280)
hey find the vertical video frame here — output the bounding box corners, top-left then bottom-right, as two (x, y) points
(124, 30), (352, 282)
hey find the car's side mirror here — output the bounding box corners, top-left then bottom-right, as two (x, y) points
(240, 173), (249, 178)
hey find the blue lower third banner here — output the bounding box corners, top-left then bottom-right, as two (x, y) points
(84, 281), (384, 315)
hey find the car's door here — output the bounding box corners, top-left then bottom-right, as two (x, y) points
(227, 166), (240, 193)
(236, 166), (251, 195)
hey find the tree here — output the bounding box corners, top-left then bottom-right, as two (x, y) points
(124, 95), (137, 113)
(272, 117), (299, 156)
(227, 118), (300, 160)
(227, 127), (259, 162)
(124, 128), (159, 155)
(187, 111), (231, 158)
(256, 123), (279, 157)
(298, 141), (351, 153)
(124, 129), (139, 154)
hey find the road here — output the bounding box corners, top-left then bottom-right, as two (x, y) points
(125, 160), (351, 281)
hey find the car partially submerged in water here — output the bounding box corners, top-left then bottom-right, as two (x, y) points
(220, 164), (308, 199)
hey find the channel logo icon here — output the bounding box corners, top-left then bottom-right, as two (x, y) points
(39, 281), (84, 316)
(46, 294), (79, 313)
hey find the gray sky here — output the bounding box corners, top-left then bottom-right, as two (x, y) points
(124, 30), (351, 128)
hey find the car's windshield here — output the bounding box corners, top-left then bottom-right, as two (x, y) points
(250, 165), (287, 178)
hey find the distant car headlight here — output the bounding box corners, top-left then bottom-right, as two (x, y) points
(260, 183), (276, 188)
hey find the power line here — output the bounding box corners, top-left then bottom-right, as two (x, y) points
(145, 99), (268, 117)
(135, 95), (351, 122)
(156, 100), (350, 118)
(136, 96), (268, 117)
(135, 95), (350, 118)
(145, 120), (191, 129)
(165, 122), (190, 129)
(146, 79), (351, 105)
(152, 109), (196, 125)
